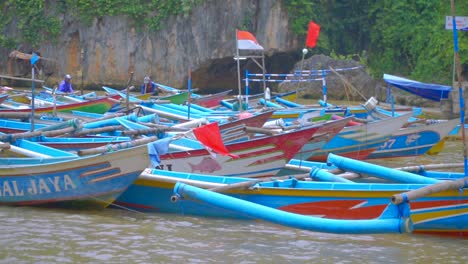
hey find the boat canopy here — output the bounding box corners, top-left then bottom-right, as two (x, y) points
(383, 74), (452, 102)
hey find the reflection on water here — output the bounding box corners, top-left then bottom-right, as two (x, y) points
(0, 141), (467, 263)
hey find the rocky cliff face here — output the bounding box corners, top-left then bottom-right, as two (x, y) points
(1, 0), (300, 92)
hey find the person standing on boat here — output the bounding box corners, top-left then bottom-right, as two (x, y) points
(141, 76), (161, 95)
(58, 74), (74, 94)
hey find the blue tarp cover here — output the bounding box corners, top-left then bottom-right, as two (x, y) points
(384, 74), (452, 102)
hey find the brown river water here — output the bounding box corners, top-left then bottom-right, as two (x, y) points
(0, 142), (467, 263)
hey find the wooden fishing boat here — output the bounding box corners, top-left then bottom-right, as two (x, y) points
(103, 85), (189, 105)
(0, 144), (149, 208)
(115, 157), (466, 237)
(157, 123), (322, 178)
(307, 113), (411, 161)
(367, 118), (460, 159)
(216, 110), (274, 143)
(287, 117), (351, 160)
(0, 96), (118, 114)
(159, 92), (189, 105)
(191, 90), (232, 108)
(273, 90), (297, 102)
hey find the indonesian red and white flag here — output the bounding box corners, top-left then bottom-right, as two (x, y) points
(193, 122), (239, 159)
(237, 29), (264, 50)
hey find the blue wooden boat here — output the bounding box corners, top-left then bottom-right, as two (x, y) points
(367, 118), (459, 159)
(115, 154), (467, 237)
(0, 144), (149, 208)
(307, 113), (411, 161)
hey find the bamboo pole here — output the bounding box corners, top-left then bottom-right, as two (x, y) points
(243, 126), (280, 136)
(0, 142), (11, 149)
(208, 174), (311, 193)
(71, 125), (124, 136)
(396, 163), (465, 172)
(125, 71), (134, 112)
(77, 135), (159, 156)
(391, 177), (468, 204)
(0, 120), (83, 141)
(121, 126), (188, 136)
(0, 74), (44, 83)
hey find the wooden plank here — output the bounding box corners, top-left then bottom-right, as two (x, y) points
(0, 74), (45, 83)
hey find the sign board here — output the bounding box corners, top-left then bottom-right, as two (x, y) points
(445, 16), (468, 30)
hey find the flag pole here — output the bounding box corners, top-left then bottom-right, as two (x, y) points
(299, 48), (308, 101)
(31, 63), (36, 132)
(245, 69), (249, 106)
(30, 53), (39, 132)
(450, 0), (467, 176)
(187, 67), (192, 119)
(235, 29), (243, 111)
(261, 51), (266, 101)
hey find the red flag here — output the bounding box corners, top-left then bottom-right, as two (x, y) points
(193, 122), (239, 158)
(306, 21), (320, 48)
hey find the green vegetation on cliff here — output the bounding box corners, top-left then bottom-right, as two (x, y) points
(283, 0), (467, 84)
(0, 0), (201, 48)
(1, 0), (466, 84)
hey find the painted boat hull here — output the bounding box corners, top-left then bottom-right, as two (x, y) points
(293, 117), (350, 160)
(158, 124), (321, 178)
(192, 90), (231, 108)
(116, 169), (467, 237)
(0, 144), (149, 208)
(367, 119), (459, 159)
(218, 110), (274, 143)
(307, 114), (411, 161)
(0, 96), (118, 114)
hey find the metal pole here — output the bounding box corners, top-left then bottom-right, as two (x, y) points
(245, 69), (249, 106)
(261, 52), (266, 100)
(125, 71), (134, 112)
(30, 66), (35, 132)
(187, 67), (192, 119)
(321, 70), (327, 104)
(235, 30), (243, 110)
(451, 0), (467, 176)
(299, 48), (308, 102)
(80, 48), (84, 95)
